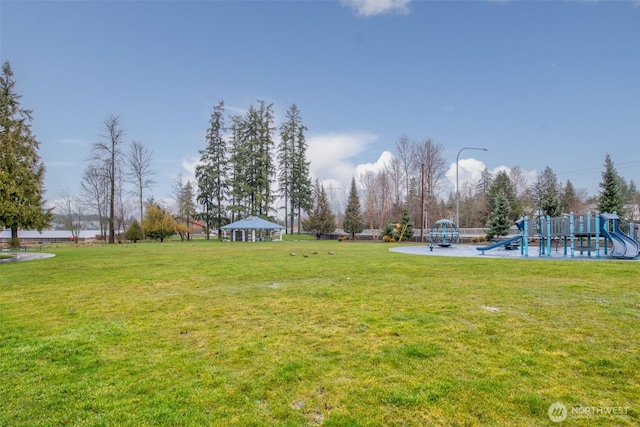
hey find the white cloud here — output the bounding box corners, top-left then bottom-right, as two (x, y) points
(445, 158), (488, 189)
(354, 151), (394, 188)
(491, 164), (511, 176)
(48, 161), (75, 167)
(307, 131), (378, 190)
(341, 0), (411, 17)
(180, 156), (198, 183)
(446, 159), (537, 192)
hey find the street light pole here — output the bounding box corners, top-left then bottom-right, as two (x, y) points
(456, 147), (488, 226)
(420, 163), (424, 243)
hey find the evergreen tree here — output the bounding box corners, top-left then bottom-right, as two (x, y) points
(0, 61), (51, 248)
(228, 101), (275, 219)
(560, 180), (579, 214)
(541, 191), (561, 218)
(533, 166), (561, 217)
(302, 180), (336, 239)
(278, 104), (311, 233)
(487, 170), (521, 221)
(381, 210), (414, 241)
(196, 101), (228, 239)
(292, 125), (312, 234)
(396, 210), (414, 241)
(342, 177), (364, 239)
(476, 168), (493, 195)
(125, 219), (144, 243)
(255, 101), (276, 218)
(228, 114), (249, 220)
(486, 191), (511, 239)
(597, 154), (625, 215)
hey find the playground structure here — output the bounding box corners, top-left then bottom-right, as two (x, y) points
(428, 219), (460, 250)
(476, 211), (639, 259)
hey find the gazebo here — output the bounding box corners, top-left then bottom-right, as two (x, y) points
(220, 217), (285, 242)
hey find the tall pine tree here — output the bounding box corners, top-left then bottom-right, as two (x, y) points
(278, 104), (311, 234)
(534, 166), (561, 217)
(302, 180), (336, 239)
(486, 170), (521, 221)
(343, 177), (364, 239)
(486, 191), (512, 240)
(560, 179), (579, 214)
(597, 154), (625, 216)
(0, 61), (51, 248)
(229, 101), (275, 219)
(196, 101), (228, 239)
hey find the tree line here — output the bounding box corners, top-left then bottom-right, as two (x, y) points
(350, 136), (638, 238)
(2, 60), (638, 246)
(194, 101), (312, 239)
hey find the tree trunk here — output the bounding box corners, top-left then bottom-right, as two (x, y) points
(10, 226), (20, 249)
(109, 169), (115, 244)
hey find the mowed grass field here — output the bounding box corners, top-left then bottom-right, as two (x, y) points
(0, 240), (638, 426)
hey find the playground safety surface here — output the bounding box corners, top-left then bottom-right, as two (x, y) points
(390, 244), (640, 261)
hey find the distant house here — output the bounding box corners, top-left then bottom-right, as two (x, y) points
(220, 217), (285, 242)
(584, 203), (639, 221)
(626, 204), (639, 221)
(173, 216), (206, 234)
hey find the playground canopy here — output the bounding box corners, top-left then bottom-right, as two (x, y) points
(220, 217), (285, 242)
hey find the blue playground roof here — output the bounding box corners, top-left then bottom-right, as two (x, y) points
(221, 217), (285, 230)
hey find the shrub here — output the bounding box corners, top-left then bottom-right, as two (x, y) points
(125, 220), (144, 243)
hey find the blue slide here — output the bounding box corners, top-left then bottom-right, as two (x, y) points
(600, 213), (640, 259)
(476, 235), (521, 254)
(600, 228), (639, 259)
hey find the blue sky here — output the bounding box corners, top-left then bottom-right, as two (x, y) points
(1, 0), (639, 211)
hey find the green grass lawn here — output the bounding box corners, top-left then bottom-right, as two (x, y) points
(0, 240), (638, 426)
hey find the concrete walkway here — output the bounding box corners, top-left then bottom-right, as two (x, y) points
(0, 253), (56, 264)
(390, 244), (640, 261)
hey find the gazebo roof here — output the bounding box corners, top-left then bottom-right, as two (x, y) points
(221, 217), (285, 230)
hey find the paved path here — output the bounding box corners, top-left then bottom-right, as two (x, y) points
(0, 253), (56, 264)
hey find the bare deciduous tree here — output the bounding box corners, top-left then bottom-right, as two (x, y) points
(80, 162), (109, 240)
(412, 139), (447, 228)
(174, 173), (196, 240)
(126, 140), (156, 228)
(509, 165), (528, 198)
(58, 190), (82, 243)
(376, 169), (392, 233)
(89, 115), (125, 244)
(395, 135), (413, 203)
(360, 171), (379, 239)
(386, 155), (404, 211)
